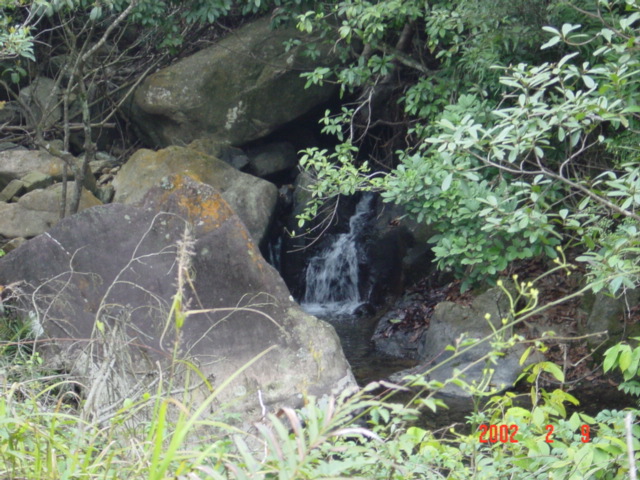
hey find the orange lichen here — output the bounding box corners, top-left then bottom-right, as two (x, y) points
(158, 174), (235, 234)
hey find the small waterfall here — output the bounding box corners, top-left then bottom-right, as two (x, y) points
(301, 195), (373, 315)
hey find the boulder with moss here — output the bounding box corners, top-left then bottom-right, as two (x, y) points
(112, 145), (278, 244)
(130, 17), (336, 148)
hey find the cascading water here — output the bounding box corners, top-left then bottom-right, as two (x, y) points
(301, 195), (373, 315)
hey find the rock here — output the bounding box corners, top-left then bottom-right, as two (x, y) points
(189, 138), (249, 170)
(0, 182), (101, 238)
(19, 76), (62, 130)
(0, 175), (355, 419)
(583, 290), (640, 347)
(0, 149), (67, 189)
(130, 17), (336, 147)
(279, 170), (317, 298)
(364, 226), (415, 306)
(0, 180), (25, 202)
(95, 185), (114, 203)
(389, 288), (535, 400)
(279, 191), (435, 306)
(369, 201), (436, 290)
(246, 141), (298, 178)
(89, 152), (119, 175)
(0, 101), (21, 125)
(2, 237), (26, 253)
(372, 293), (430, 359)
(112, 146), (277, 244)
(0, 143), (24, 152)
(20, 171), (55, 192)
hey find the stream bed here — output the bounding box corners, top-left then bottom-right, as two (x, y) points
(313, 311), (417, 385)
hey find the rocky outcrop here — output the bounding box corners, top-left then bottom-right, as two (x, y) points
(130, 17), (336, 147)
(0, 175), (354, 419)
(112, 146), (278, 244)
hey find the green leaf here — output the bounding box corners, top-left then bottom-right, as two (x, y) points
(541, 361), (565, 382)
(531, 406), (545, 428)
(619, 348), (633, 372)
(541, 36), (562, 50)
(520, 346), (532, 366)
(581, 75), (596, 90)
(603, 345), (621, 372)
(441, 173), (453, 192)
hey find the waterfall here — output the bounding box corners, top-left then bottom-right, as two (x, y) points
(301, 195), (373, 315)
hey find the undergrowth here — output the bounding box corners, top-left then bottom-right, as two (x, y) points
(0, 243), (637, 479)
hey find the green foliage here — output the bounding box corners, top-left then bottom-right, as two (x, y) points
(296, 0), (640, 293)
(0, 263), (637, 479)
(603, 339), (640, 397)
(0, 317), (638, 478)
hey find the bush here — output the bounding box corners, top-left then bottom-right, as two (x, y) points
(295, 0), (640, 293)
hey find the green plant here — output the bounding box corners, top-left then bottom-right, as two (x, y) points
(295, 0), (640, 293)
(0, 256), (637, 479)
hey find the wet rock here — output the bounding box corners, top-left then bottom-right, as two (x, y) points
(372, 293), (432, 359)
(369, 201), (436, 291)
(389, 288), (536, 400)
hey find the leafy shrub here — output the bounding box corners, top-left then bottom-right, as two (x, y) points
(295, 0), (640, 293)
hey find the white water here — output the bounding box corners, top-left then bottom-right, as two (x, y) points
(301, 195), (373, 315)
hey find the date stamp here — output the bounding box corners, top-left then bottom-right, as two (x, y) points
(478, 424), (591, 443)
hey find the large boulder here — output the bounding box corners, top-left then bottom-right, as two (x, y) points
(130, 17), (336, 147)
(0, 182), (101, 238)
(112, 146), (278, 244)
(388, 288), (535, 400)
(0, 175), (354, 419)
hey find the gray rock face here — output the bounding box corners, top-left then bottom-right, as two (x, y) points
(389, 288), (535, 399)
(0, 182), (101, 238)
(130, 17), (336, 147)
(112, 145), (278, 244)
(583, 290), (640, 346)
(246, 141), (298, 178)
(0, 176), (354, 418)
(19, 76), (61, 129)
(0, 149), (68, 189)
